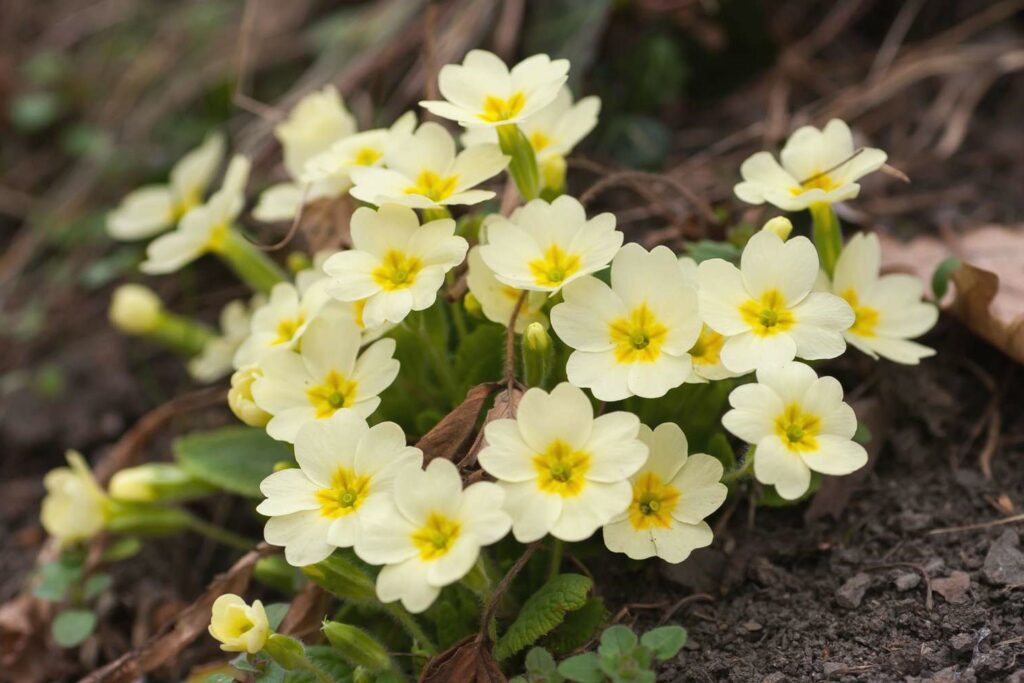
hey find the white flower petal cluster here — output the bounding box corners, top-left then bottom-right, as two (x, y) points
(828, 232), (938, 364)
(465, 246), (548, 332)
(108, 133), (225, 240)
(188, 295), (264, 383)
(141, 155), (251, 274)
(697, 231), (854, 373)
(253, 86), (357, 222)
(349, 122), (507, 209)
(233, 280), (330, 368)
(552, 243), (701, 400)
(324, 205), (468, 327)
(479, 196), (622, 294)
(723, 362), (867, 500)
(478, 383), (648, 542)
(421, 50), (569, 128)
(252, 311), (399, 443)
(603, 423), (726, 563)
(258, 410), (422, 566)
(355, 459), (511, 613)
(735, 119), (887, 211)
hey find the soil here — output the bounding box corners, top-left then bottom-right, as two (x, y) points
(638, 330), (1024, 682)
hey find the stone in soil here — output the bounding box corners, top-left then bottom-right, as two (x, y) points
(931, 571), (971, 604)
(835, 572), (873, 609)
(981, 529), (1024, 586)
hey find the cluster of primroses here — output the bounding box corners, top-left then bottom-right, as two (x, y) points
(45, 50), (937, 655)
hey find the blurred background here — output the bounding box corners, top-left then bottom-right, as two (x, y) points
(1, 0), (1022, 679)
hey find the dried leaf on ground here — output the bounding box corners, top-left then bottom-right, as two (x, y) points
(0, 594), (61, 681)
(80, 545), (274, 683)
(460, 385), (524, 468)
(418, 634), (507, 683)
(278, 583), (329, 640)
(416, 383), (498, 464)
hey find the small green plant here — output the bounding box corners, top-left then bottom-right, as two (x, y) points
(512, 624), (687, 683)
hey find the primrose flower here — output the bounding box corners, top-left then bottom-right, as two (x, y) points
(478, 383), (648, 542)
(188, 296), (263, 382)
(420, 50), (569, 128)
(208, 594), (270, 653)
(355, 459), (512, 613)
(478, 196), (623, 294)
(349, 122), (507, 209)
(603, 423), (726, 563)
(723, 362), (867, 500)
(551, 243), (701, 400)
(140, 155), (250, 275)
(696, 231), (854, 373)
(233, 281), (330, 368)
(107, 133), (225, 240)
(253, 86), (357, 222)
(734, 119), (887, 211)
(252, 313), (399, 443)
(466, 247), (548, 332)
(257, 411), (422, 566)
(828, 232), (938, 364)
(463, 87), (600, 190)
(323, 205), (468, 327)
(300, 112), (417, 188)
(41, 451), (110, 545)
(686, 325), (739, 383)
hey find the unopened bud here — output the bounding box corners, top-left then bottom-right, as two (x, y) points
(109, 284), (163, 334)
(761, 216), (793, 240)
(463, 292), (484, 319)
(524, 322), (551, 354)
(522, 322), (554, 388)
(229, 366), (271, 427)
(109, 463), (213, 503)
(540, 155), (567, 196)
(322, 621), (392, 672)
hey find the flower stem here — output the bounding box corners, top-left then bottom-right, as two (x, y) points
(496, 124), (540, 201)
(184, 513), (257, 551)
(547, 538), (563, 579)
(422, 207), (452, 223)
(213, 228), (288, 294)
(149, 311), (216, 356)
(809, 203), (842, 277)
(721, 446), (756, 485)
(383, 602), (437, 655)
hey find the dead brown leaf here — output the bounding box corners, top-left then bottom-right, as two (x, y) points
(459, 385), (524, 469)
(417, 634), (507, 683)
(415, 383), (498, 464)
(0, 594), (62, 682)
(278, 582), (329, 640)
(80, 544), (275, 683)
(947, 263), (1024, 364)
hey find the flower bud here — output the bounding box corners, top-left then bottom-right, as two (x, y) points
(540, 154), (567, 196)
(229, 366), (271, 427)
(524, 322), (551, 354)
(522, 322), (554, 388)
(322, 621), (392, 672)
(109, 463), (213, 503)
(109, 284), (163, 334)
(761, 216), (793, 241)
(263, 633), (307, 670)
(40, 451), (109, 545)
(463, 292), (484, 319)
(208, 594), (269, 653)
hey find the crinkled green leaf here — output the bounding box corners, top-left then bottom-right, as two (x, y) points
(495, 573), (592, 661)
(640, 625), (687, 660)
(598, 625), (637, 658)
(557, 653), (604, 683)
(284, 645), (352, 683)
(174, 426), (292, 497)
(544, 597), (607, 655)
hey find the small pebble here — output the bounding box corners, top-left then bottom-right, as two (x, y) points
(895, 572), (921, 591)
(836, 572), (873, 609)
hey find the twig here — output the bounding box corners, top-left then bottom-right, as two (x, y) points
(927, 514), (1024, 535)
(248, 183), (310, 252)
(480, 543), (539, 635)
(862, 562), (933, 610)
(659, 593), (714, 625)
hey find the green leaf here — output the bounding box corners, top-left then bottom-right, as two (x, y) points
(10, 92), (61, 132)
(454, 323), (504, 393)
(174, 426), (293, 497)
(51, 608), (97, 648)
(265, 602), (291, 630)
(853, 421), (872, 445)
(640, 625), (687, 660)
(494, 573), (593, 661)
(557, 653), (604, 683)
(82, 573), (113, 600)
(101, 537), (142, 562)
(204, 675), (237, 683)
(686, 239), (740, 264)
(932, 257), (961, 300)
(705, 432), (736, 471)
(598, 625), (637, 657)
(544, 598), (607, 655)
(525, 646), (558, 674)
(33, 560), (82, 601)
(284, 645), (352, 683)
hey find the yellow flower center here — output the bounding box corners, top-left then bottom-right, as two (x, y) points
(533, 440), (590, 497)
(410, 512), (461, 560)
(354, 147), (382, 166)
(529, 130), (553, 152)
(790, 171), (840, 196)
(306, 370), (359, 418)
(204, 223), (230, 251)
(609, 303), (668, 364)
(840, 288), (879, 338)
(171, 188), (201, 221)
(627, 471), (680, 530)
(739, 289), (796, 337)
(479, 92), (526, 123)
(528, 244), (581, 288)
(315, 466), (371, 519)
(273, 314), (305, 345)
(372, 249), (423, 291)
(690, 325), (725, 366)
(405, 170), (459, 202)
(773, 402), (821, 453)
